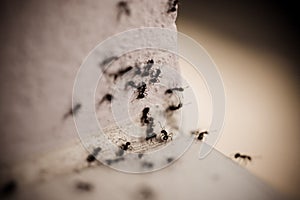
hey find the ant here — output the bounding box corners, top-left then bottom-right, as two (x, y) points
(138, 153), (144, 159)
(145, 118), (156, 142)
(117, 1), (130, 20)
(166, 102), (182, 112)
(142, 161), (153, 169)
(160, 129), (172, 141)
(191, 130), (209, 141)
(234, 153), (252, 163)
(136, 82), (147, 99)
(165, 87), (185, 95)
(63, 103), (81, 119)
(166, 157), (174, 163)
(86, 147), (102, 165)
(105, 157), (125, 165)
(98, 93), (113, 106)
(167, 0), (179, 13)
(159, 122), (173, 142)
(118, 66), (133, 75)
(108, 66), (133, 81)
(141, 107), (150, 125)
(197, 131), (208, 141)
(133, 63), (142, 76)
(197, 131), (208, 140)
(120, 142), (132, 151)
(141, 59), (154, 77)
(145, 117), (154, 133)
(149, 68), (161, 84)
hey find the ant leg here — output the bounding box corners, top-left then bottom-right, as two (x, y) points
(169, 133), (173, 140)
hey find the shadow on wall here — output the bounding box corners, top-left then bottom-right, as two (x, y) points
(177, 0), (300, 80)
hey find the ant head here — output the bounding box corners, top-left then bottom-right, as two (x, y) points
(147, 117), (154, 123)
(138, 82), (146, 88)
(138, 94), (145, 98)
(126, 142), (131, 146)
(106, 94), (113, 100)
(234, 153), (240, 158)
(144, 107), (150, 112)
(165, 89), (172, 94)
(201, 131), (208, 135)
(147, 59), (154, 65)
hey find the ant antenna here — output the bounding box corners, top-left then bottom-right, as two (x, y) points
(158, 121), (164, 129)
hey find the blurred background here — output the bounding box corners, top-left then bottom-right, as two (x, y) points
(177, 0), (300, 198)
(0, 0), (299, 199)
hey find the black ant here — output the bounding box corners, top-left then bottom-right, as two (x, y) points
(166, 157), (174, 163)
(141, 59), (154, 77)
(86, 147), (102, 165)
(234, 153), (252, 162)
(159, 122), (173, 142)
(167, 0), (179, 13)
(141, 107), (150, 125)
(100, 56), (118, 67)
(145, 118), (156, 142)
(138, 153), (144, 159)
(136, 82), (147, 99)
(165, 87), (184, 95)
(120, 142), (132, 151)
(197, 131), (208, 140)
(105, 157), (125, 165)
(197, 131), (208, 141)
(63, 103), (81, 119)
(160, 129), (172, 141)
(108, 66), (133, 81)
(191, 130), (209, 141)
(117, 1), (130, 20)
(166, 102), (182, 112)
(149, 69), (161, 83)
(98, 93), (113, 106)
(118, 66), (133, 75)
(142, 161), (153, 169)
